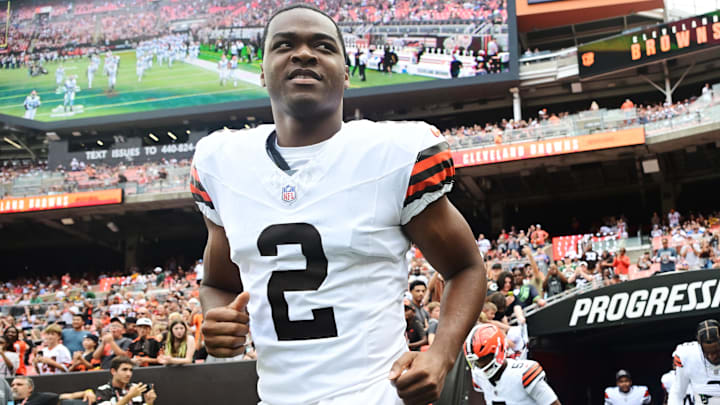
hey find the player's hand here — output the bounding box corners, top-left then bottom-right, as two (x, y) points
(202, 292), (250, 358)
(82, 389), (96, 404)
(389, 351), (451, 405)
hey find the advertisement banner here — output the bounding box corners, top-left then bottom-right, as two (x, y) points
(578, 10), (720, 78)
(0, 189), (123, 214)
(527, 269), (720, 336)
(452, 127), (645, 168)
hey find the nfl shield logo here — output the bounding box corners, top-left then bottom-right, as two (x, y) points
(281, 185), (297, 204)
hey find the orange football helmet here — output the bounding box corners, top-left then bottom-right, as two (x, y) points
(464, 324), (506, 379)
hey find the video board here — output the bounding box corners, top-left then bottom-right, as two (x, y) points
(0, 0), (517, 124)
(0, 189), (123, 214)
(578, 10), (720, 78)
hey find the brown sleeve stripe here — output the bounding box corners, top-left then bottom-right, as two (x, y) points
(404, 142), (454, 207)
(190, 165), (214, 209)
(522, 364), (543, 388)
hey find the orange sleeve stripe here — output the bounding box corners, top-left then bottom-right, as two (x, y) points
(190, 183), (212, 203)
(673, 355), (683, 367)
(190, 166), (201, 183)
(411, 150), (453, 177)
(522, 363), (540, 380)
(405, 165), (453, 198)
(522, 365), (543, 386)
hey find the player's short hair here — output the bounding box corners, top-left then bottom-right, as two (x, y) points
(110, 356), (134, 371)
(697, 319), (720, 344)
(409, 280), (427, 292)
(262, 3), (348, 61)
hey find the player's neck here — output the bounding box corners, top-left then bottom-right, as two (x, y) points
(273, 111), (343, 148)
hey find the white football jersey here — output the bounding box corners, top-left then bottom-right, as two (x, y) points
(471, 359), (559, 405)
(604, 386), (651, 405)
(662, 370), (694, 404)
(38, 344), (72, 374)
(191, 120), (454, 405)
(670, 341), (720, 405)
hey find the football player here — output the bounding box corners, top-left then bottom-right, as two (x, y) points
(464, 324), (560, 405)
(62, 75), (79, 112)
(87, 54), (99, 89)
(23, 90), (41, 120)
(661, 361), (694, 405)
(218, 54), (228, 86)
(55, 64), (65, 88)
(194, 4), (486, 405)
(604, 370), (651, 405)
(669, 319), (720, 405)
(106, 56), (118, 93)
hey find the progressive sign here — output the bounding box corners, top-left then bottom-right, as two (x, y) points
(527, 269), (720, 336)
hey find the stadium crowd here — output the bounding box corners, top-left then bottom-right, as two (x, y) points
(0, 0), (505, 55)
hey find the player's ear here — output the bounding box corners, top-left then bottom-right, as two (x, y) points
(260, 65), (266, 88)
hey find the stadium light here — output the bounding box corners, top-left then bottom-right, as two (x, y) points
(186, 130), (191, 135)
(106, 222), (119, 233)
(167, 131), (177, 140)
(641, 159), (660, 174)
(149, 133), (159, 142)
(3, 137), (22, 149)
(46, 132), (60, 141)
(60, 218), (74, 225)
(97, 140), (104, 146)
(72, 131), (81, 136)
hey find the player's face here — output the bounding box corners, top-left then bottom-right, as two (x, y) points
(701, 341), (720, 365)
(617, 376), (631, 392)
(262, 9), (349, 119)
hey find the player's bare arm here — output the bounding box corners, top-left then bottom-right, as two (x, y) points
(199, 216), (249, 358)
(391, 196), (486, 405)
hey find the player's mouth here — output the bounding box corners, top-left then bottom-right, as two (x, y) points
(288, 69), (322, 84)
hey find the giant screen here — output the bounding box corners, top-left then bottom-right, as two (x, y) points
(0, 0), (516, 123)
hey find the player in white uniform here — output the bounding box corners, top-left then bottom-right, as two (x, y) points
(218, 54), (228, 86)
(23, 90), (41, 120)
(464, 324), (560, 405)
(62, 75), (79, 112)
(87, 54), (99, 89)
(195, 4), (486, 405)
(106, 57), (118, 92)
(230, 55), (239, 87)
(604, 370), (651, 405)
(662, 364), (694, 405)
(136, 56), (145, 82)
(669, 320), (720, 405)
(55, 65), (65, 88)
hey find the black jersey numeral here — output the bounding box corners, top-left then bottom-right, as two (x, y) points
(257, 223), (338, 341)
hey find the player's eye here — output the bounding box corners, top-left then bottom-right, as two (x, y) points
(274, 41), (292, 50)
(316, 43), (336, 52)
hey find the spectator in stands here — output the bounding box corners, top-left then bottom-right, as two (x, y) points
(654, 238), (678, 273)
(612, 248), (631, 280)
(486, 263), (503, 292)
(407, 280), (429, 330)
(123, 317), (138, 340)
(403, 299), (427, 352)
(512, 268), (544, 308)
(11, 376), (97, 405)
(4, 326), (28, 376)
(637, 252), (652, 271)
(129, 318), (161, 367)
(681, 235), (701, 270)
(426, 302), (440, 345)
(496, 272), (525, 325)
(33, 324), (71, 375)
(0, 335), (19, 377)
(477, 234), (491, 256)
(62, 313), (87, 354)
(424, 272), (445, 305)
(582, 244), (600, 275)
(668, 209), (681, 228)
(523, 247), (545, 295)
(543, 264), (568, 298)
(95, 356), (157, 405)
(568, 262), (595, 289)
(158, 319), (194, 365)
(94, 317), (132, 369)
(68, 333), (100, 372)
(530, 225), (549, 248)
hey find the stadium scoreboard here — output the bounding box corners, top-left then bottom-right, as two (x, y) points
(578, 10), (720, 78)
(0, 1), (9, 53)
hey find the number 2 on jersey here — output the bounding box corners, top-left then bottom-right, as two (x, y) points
(257, 223), (339, 341)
